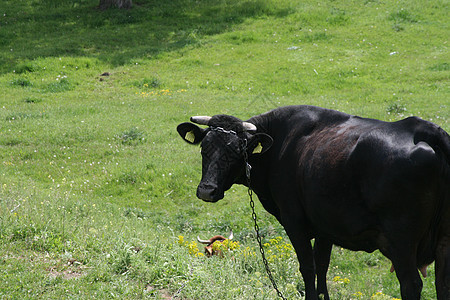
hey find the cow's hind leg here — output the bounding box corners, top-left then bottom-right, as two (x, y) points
(435, 237), (450, 300)
(390, 247), (422, 300)
(314, 238), (332, 300)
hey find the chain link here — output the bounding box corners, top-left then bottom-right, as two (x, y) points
(243, 139), (287, 300)
(171, 263), (194, 299)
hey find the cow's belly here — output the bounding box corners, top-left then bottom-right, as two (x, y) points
(305, 194), (382, 252)
(323, 227), (381, 253)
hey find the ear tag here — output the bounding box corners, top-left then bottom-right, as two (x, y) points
(185, 131), (195, 143)
(252, 142), (263, 154)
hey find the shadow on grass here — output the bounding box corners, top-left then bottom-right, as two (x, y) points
(0, 0), (292, 73)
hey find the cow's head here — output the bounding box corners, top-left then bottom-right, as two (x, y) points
(177, 115), (273, 202)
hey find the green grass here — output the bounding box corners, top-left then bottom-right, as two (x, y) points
(0, 0), (448, 298)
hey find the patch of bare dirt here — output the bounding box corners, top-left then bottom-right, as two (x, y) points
(145, 285), (173, 299)
(47, 258), (88, 280)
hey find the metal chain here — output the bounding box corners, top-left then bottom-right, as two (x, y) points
(248, 187), (287, 300)
(243, 139), (287, 300)
(171, 263), (194, 299)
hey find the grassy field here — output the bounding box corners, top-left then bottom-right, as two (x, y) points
(0, 0), (448, 299)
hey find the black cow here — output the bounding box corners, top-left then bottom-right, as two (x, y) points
(177, 105), (450, 300)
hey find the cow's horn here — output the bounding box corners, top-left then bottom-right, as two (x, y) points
(197, 236), (211, 244)
(228, 231), (233, 240)
(190, 116), (212, 125)
(243, 122), (257, 132)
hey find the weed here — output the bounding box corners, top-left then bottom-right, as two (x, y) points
(6, 112), (32, 121)
(328, 7), (349, 25)
(46, 77), (74, 93)
(112, 248), (133, 275)
(137, 88), (187, 97)
(430, 62), (449, 71)
(123, 208), (149, 219)
(10, 78), (32, 87)
(23, 97), (43, 103)
(392, 24), (404, 32)
(134, 77), (162, 89)
(116, 127), (145, 144)
(5, 112), (46, 121)
(117, 171), (139, 185)
(9, 223), (41, 242)
(15, 62), (39, 74)
(177, 236), (204, 257)
(386, 102), (407, 115)
(30, 230), (65, 252)
(302, 32), (330, 43)
(1, 138), (22, 146)
(389, 9), (418, 23)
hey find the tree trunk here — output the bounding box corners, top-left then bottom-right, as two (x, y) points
(99, 0), (132, 10)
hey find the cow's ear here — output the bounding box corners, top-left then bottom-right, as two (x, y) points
(177, 122), (206, 145)
(247, 133), (273, 155)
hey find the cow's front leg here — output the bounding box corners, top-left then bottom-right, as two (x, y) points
(283, 222), (318, 300)
(314, 238), (332, 300)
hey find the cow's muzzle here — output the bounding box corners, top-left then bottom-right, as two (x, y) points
(196, 183), (224, 202)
